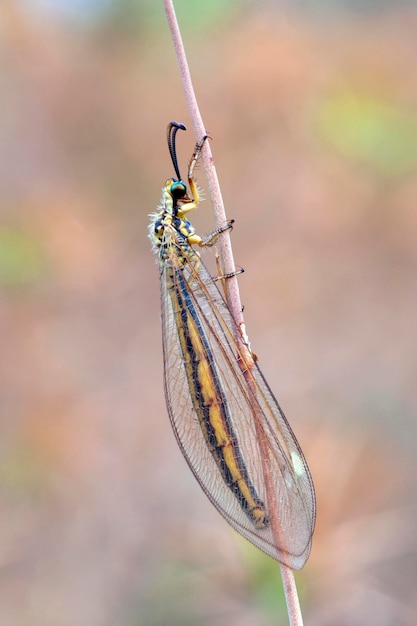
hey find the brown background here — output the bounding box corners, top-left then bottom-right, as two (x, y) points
(1, 1), (416, 625)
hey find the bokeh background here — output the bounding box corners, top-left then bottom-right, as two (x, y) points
(1, 1), (416, 625)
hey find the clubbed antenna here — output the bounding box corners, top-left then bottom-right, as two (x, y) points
(167, 121), (186, 180)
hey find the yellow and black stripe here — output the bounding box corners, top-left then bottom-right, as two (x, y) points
(167, 263), (268, 528)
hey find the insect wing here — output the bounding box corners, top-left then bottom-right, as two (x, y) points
(161, 251), (315, 570)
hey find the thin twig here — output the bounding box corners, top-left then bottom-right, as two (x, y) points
(163, 0), (244, 335)
(163, 2), (305, 625)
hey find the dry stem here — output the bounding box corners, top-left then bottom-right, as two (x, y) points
(163, 1), (305, 624)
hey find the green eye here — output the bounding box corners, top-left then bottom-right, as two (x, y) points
(170, 181), (187, 199)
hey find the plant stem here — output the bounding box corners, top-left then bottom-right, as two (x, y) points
(163, 2), (305, 624)
(163, 0), (244, 335)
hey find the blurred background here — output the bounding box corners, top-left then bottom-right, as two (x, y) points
(1, 1), (416, 624)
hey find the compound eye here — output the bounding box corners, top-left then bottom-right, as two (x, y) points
(170, 181), (187, 199)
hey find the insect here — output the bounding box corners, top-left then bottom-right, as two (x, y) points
(149, 121), (315, 569)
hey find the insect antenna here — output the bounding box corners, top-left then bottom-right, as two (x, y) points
(167, 121), (187, 181)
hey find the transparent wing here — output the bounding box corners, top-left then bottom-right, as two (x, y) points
(160, 250), (315, 570)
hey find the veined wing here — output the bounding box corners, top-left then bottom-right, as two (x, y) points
(160, 246), (315, 570)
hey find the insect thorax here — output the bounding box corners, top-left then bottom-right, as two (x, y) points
(150, 185), (200, 267)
